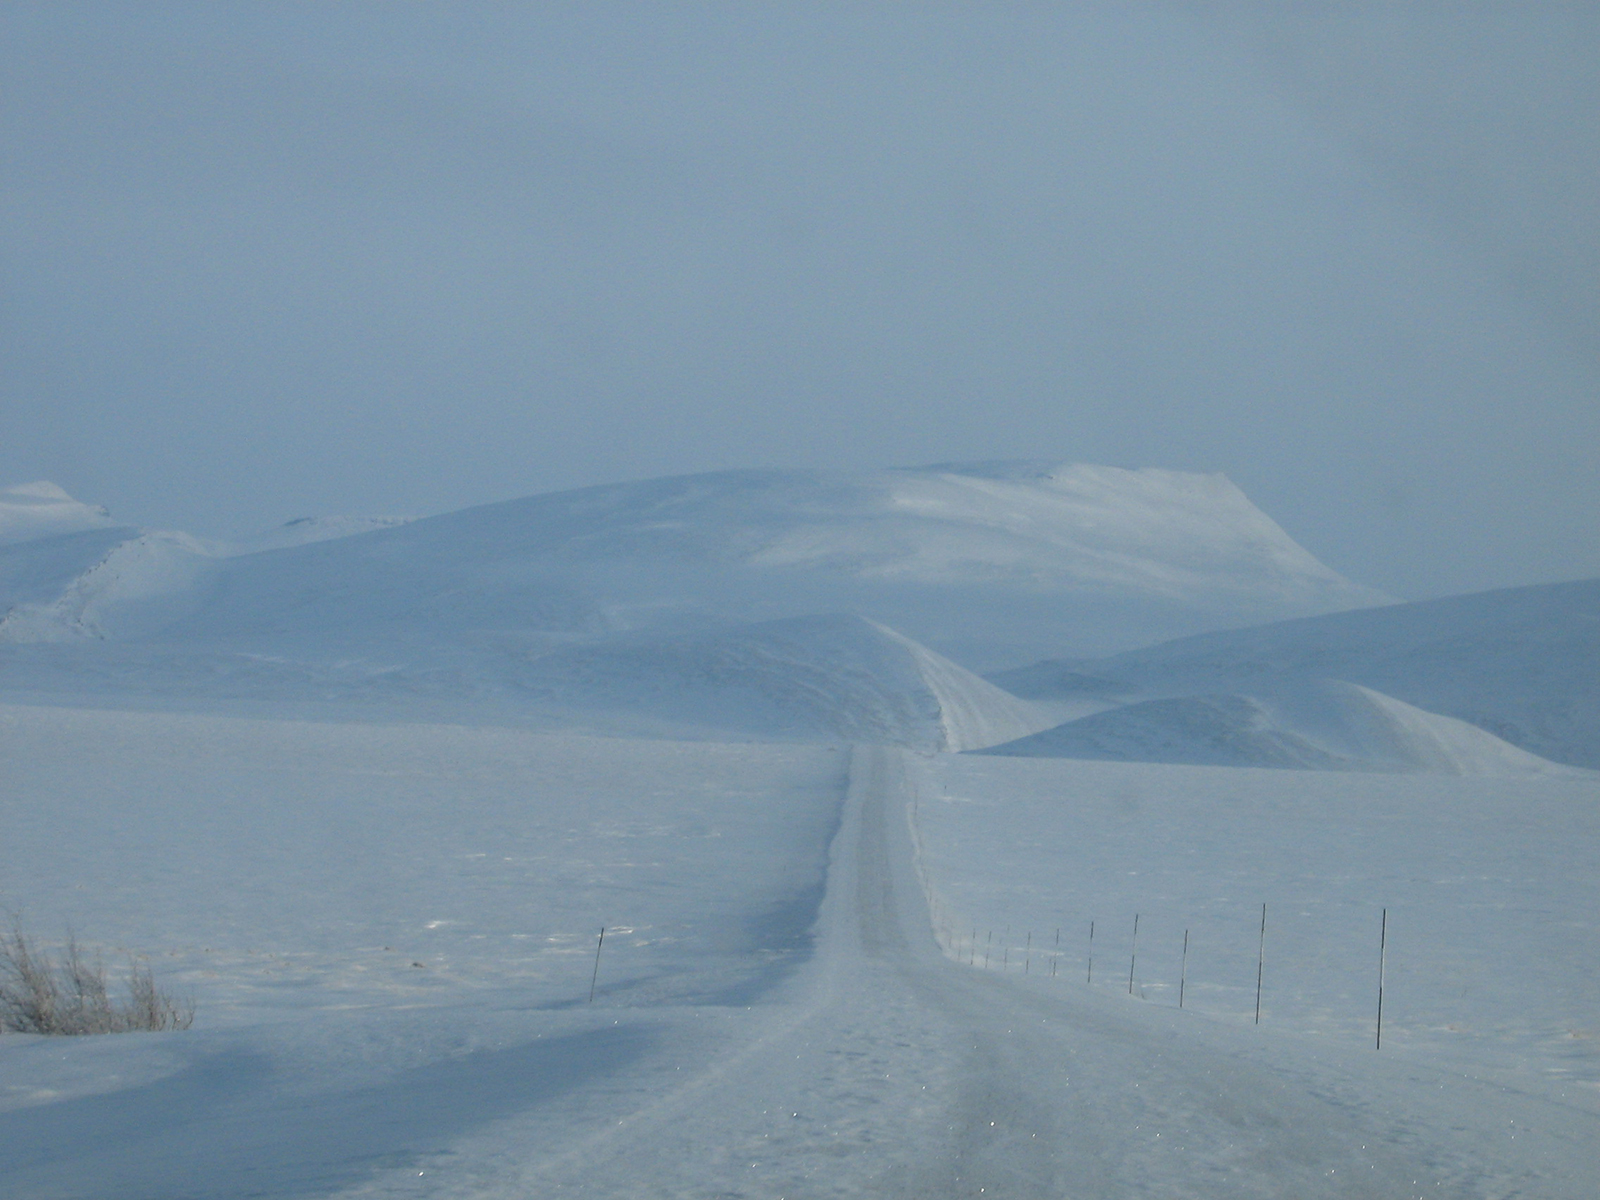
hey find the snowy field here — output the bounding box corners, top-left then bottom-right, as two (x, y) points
(911, 753), (1600, 1079)
(909, 753), (1600, 1191)
(0, 703), (846, 1196)
(2, 704), (1598, 1196)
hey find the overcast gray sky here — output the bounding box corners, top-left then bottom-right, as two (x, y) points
(3, 2), (1596, 600)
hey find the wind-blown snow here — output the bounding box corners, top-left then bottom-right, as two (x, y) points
(4, 715), (1595, 1197)
(1, 470), (1592, 1194)
(979, 678), (1586, 777)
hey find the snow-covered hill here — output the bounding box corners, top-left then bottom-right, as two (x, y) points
(0, 489), (416, 644)
(978, 678), (1584, 777)
(0, 530), (217, 643)
(156, 463), (1389, 668)
(1, 467), (1392, 746)
(989, 577), (1600, 769)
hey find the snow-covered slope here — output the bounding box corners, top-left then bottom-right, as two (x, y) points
(0, 529), (216, 642)
(515, 614), (1053, 752)
(0, 484), (422, 644)
(991, 577), (1600, 769)
(0, 481), (120, 545)
(151, 463), (1388, 669)
(978, 679), (1584, 776)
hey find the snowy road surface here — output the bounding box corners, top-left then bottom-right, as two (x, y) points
(442, 749), (1457, 1199)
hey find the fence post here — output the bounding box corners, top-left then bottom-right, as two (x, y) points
(1376, 907), (1387, 1050)
(589, 927), (606, 1003)
(1254, 904), (1266, 1025)
(1128, 914), (1140, 996)
(1179, 929), (1189, 1009)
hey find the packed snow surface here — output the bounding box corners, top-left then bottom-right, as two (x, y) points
(979, 678), (1586, 776)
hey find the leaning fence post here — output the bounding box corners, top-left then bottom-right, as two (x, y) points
(1376, 907), (1387, 1050)
(588, 926), (606, 1003)
(1179, 929), (1189, 1009)
(1128, 913), (1140, 996)
(1254, 904), (1266, 1025)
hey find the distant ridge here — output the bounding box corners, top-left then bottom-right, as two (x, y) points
(977, 679), (1585, 777)
(990, 577), (1600, 769)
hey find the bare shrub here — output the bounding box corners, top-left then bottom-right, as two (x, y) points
(0, 923), (193, 1035)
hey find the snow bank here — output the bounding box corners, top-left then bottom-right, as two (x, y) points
(979, 678), (1586, 777)
(0, 482), (425, 645)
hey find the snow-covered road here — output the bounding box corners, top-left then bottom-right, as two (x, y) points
(494, 747), (1440, 1199)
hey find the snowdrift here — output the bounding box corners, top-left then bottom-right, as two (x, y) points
(991, 578), (1600, 769)
(514, 614), (1054, 752)
(977, 679), (1584, 776)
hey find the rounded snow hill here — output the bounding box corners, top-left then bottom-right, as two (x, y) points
(176, 463), (1391, 668)
(994, 577), (1600, 769)
(976, 678), (1588, 778)
(514, 613), (1056, 752)
(390, 462), (1384, 602)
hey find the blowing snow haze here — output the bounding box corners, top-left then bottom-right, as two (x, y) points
(2, 4), (1598, 601)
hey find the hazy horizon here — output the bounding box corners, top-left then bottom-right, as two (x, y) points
(4, 3), (1596, 602)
